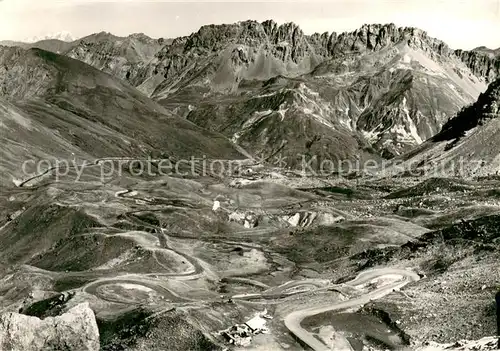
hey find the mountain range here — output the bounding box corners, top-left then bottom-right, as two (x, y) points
(0, 46), (243, 185)
(24, 31), (76, 44)
(1, 21), (500, 174)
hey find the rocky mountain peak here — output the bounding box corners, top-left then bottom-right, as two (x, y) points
(184, 22), (240, 50)
(331, 22), (451, 57)
(261, 19), (278, 34)
(455, 48), (500, 83)
(472, 46), (500, 57)
(274, 22), (303, 40)
(474, 46), (492, 52)
(180, 20), (308, 53)
(78, 31), (123, 45)
(128, 33), (154, 41)
(160, 20), (458, 80)
(166, 21), (467, 66)
(59, 20), (499, 97)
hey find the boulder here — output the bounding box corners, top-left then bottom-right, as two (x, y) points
(0, 302), (99, 351)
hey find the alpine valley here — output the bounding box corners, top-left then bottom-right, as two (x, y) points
(0, 20), (499, 351)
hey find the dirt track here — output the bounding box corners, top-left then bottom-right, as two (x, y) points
(284, 268), (420, 351)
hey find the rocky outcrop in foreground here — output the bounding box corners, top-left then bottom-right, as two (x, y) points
(416, 337), (498, 350)
(0, 303), (99, 351)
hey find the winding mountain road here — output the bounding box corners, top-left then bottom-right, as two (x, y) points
(15, 158), (420, 350)
(17, 157), (163, 188)
(284, 268), (420, 351)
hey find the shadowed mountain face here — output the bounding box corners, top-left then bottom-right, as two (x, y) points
(389, 78), (500, 177)
(435, 78), (500, 141)
(0, 47), (243, 185)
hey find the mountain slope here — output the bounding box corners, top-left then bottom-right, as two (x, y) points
(1, 40), (73, 54)
(163, 22), (486, 159)
(4, 32), (167, 83)
(387, 78), (500, 177)
(471, 46), (500, 58)
(187, 76), (381, 168)
(0, 47), (243, 185)
(29, 40), (75, 54)
(138, 22), (486, 101)
(0, 41), (29, 48)
(455, 48), (500, 84)
(10, 22), (493, 159)
(65, 32), (168, 85)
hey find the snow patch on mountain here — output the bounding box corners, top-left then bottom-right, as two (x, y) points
(402, 97), (423, 144)
(25, 31), (75, 43)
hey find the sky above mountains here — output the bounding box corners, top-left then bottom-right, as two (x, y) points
(0, 0), (499, 50)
